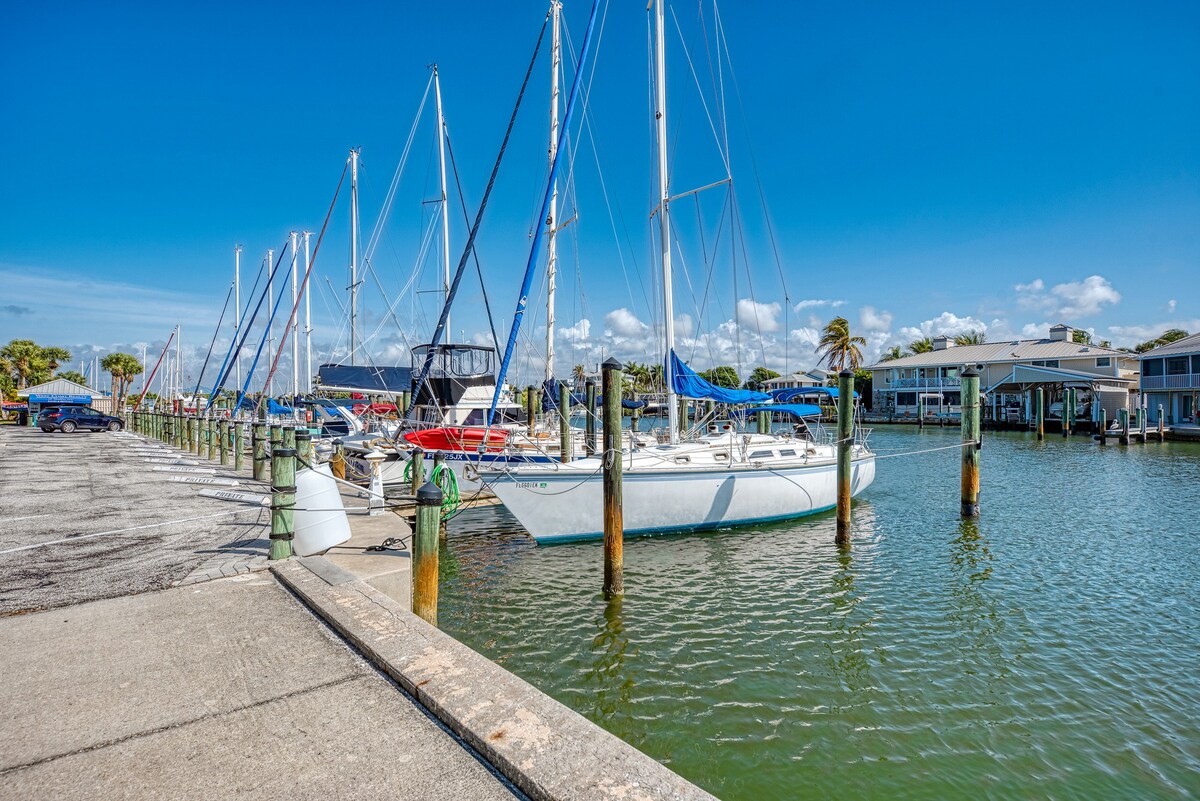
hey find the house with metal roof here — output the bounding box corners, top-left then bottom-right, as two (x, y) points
(865, 324), (1137, 426)
(760, 369), (832, 391)
(16, 377), (114, 425)
(1139, 333), (1200, 424)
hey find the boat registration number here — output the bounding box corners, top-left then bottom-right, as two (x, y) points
(516, 482), (549, 489)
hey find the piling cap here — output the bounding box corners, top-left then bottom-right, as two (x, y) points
(961, 365), (979, 378)
(602, 356), (623, 371)
(416, 480), (444, 505)
(839, 369), (853, 378)
(363, 448), (387, 463)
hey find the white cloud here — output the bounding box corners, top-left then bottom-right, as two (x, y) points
(897, 312), (988, 343)
(1167, 299), (1177, 314)
(794, 298), (845, 311)
(604, 308), (649, 338)
(1014, 275), (1120, 319)
(1106, 318), (1200, 349)
(859, 306), (892, 333)
(557, 318), (591, 343)
(736, 299), (782, 333)
(674, 313), (695, 338)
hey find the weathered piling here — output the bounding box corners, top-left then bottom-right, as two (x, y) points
(630, 391), (641, 433)
(918, 397), (924, 430)
(412, 480), (443, 626)
(602, 357), (624, 598)
(295, 428), (312, 467)
(559, 381), (571, 463)
(252, 423), (267, 480)
(835, 370), (853, 546)
(526, 385), (537, 436)
(206, 417), (216, 461)
(269, 430), (296, 561)
(1099, 409), (1108, 445)
(1119, 408), (1130, 446)
(401, 390), (411, 415)
(757, 410), (770, 435)
(1036, 388), (1045, 440)
(331, 439), (346, 480)
(191, 416), (200, 455)
(585, 380), (597, 456)
(409, 446), (425, 497)
(960, 367), (981, 517)
(218, 419), (228, 465)
(174, 414), (183, 449)
(233, 421), (243, 471)
(1067, 388), (1076, 436)
(1158, 405), (1165, 438)
(269, 424), (282, 480)
(679, 397), (688, 435)
(1062, 390), (1071, 438)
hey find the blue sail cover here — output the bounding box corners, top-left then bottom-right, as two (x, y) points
(738, 403), (824, 419)
(267, 398), (295, 416)
(671, 351), (769, 404)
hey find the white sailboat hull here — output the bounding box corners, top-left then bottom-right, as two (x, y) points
(485, 451), (875, 543)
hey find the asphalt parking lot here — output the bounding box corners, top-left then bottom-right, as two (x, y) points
(0, 425), (269, 615)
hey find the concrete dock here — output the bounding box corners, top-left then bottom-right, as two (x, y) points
(0, 423), (716, 801)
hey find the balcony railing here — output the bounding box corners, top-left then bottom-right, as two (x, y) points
(1142, 374), (1200, 390)
(888, 377), (962, 389)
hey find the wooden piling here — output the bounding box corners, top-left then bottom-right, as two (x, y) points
(630, 391), (640, 433)
(218, 419), (228, 465)
(233, 421), (243, 471)
(1036, 388), (1045, 440)
(295, 428), (312, 468)
(1062, 390), (1070, 437)
(1119, 408), (1130, 446)
(601, 357), (624, 598)
(331, 439), (346, 480)
(1099, 409), (1107, 445)
(174, 414), (183, 448)
(526, 385), (537, 436)
(918, 397), (924, 430)
(412, 480), (442, 626)
(835, 370), (853, 546)
(269, 424), (282, 481)
(206, 418), (217, 461)
(252, 423), (267, 481)
(192, 416), (200, 455)
(559, 381), (571, 463)
(269, 432), (296, 561)
(409, 446), (425, 497)
(678, 396), (688, 436)
(757, 410), (769, 435)
(1158, 405), (1165, 439)
(960, 367), (981, 517)
(585, 380), (597, 456)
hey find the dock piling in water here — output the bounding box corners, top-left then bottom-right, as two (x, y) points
(1036, 388), (1045, 441)
(1099, 409), (1107, 445)
(559, 381), (571, 463)
(433, 450), (448, 544)
(1119, 408), (1130, 446)
(602, 357), (624, 598)
(585, 380), (597, 456)
(412, 480), (442, 626)
(269, 428), (296, 561)
(960, 367), (981, 517)
(836, 370), (853, 546)
(409, 447), (425, 497)
(1159, 405), (1165, 438)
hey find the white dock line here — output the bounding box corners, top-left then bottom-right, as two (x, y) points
(8, 513), (55, 523)
(0, 509), (253, 555)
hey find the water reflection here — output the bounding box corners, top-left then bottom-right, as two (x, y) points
(585, 596), (635, 721)
(825, 546), (873, 692)
(947, 517), (1007, 677)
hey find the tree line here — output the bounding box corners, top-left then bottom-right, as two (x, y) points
(1, 339), (144, 409)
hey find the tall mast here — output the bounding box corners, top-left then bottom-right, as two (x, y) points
(290, 231), (300, 399)
(175, 325), (182, 405)
(433, 65), (452, 340)
(349, 149), (360, 365)
(545, 0), (562, 382)
(303, 231), (313, 393)
(266, 248), (275, 397)
(655, 0), (678, 443)
(234, 245), (243, 390)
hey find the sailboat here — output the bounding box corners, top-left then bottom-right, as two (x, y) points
(481, 0), (876, 543)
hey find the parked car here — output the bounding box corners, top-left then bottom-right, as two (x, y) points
(39, 406), (124, 433)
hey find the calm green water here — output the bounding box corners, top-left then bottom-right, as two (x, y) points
(439, 427), (1200, 800)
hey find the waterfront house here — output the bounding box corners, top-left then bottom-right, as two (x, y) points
(865, 324), (1137, 425)
(760, 369), (832, 391)
(1140, 333), (1200, 424)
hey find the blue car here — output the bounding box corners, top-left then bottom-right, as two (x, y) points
(40, 406), (125, 433)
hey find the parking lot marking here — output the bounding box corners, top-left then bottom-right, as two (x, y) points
(0, 509), (253, 556)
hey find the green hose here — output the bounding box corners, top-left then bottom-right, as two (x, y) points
(430, 462), (460, 518)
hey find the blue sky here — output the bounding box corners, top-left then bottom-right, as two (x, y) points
(2, 0), (1197, 391)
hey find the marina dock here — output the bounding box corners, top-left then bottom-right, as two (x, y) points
(0, 424), (714, 801)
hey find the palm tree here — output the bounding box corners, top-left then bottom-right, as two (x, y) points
(101, 352), (144, 410)
(571, 364), (586, 387)
(880, 345), (905, 362)
(0, 340), (45, 390)
(56, 369), (89, 386)
(909, 337), (934, 354)
(816, 317), (866, 372)
(41, 346), (71, 379)
(954, 330), (986, 346)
